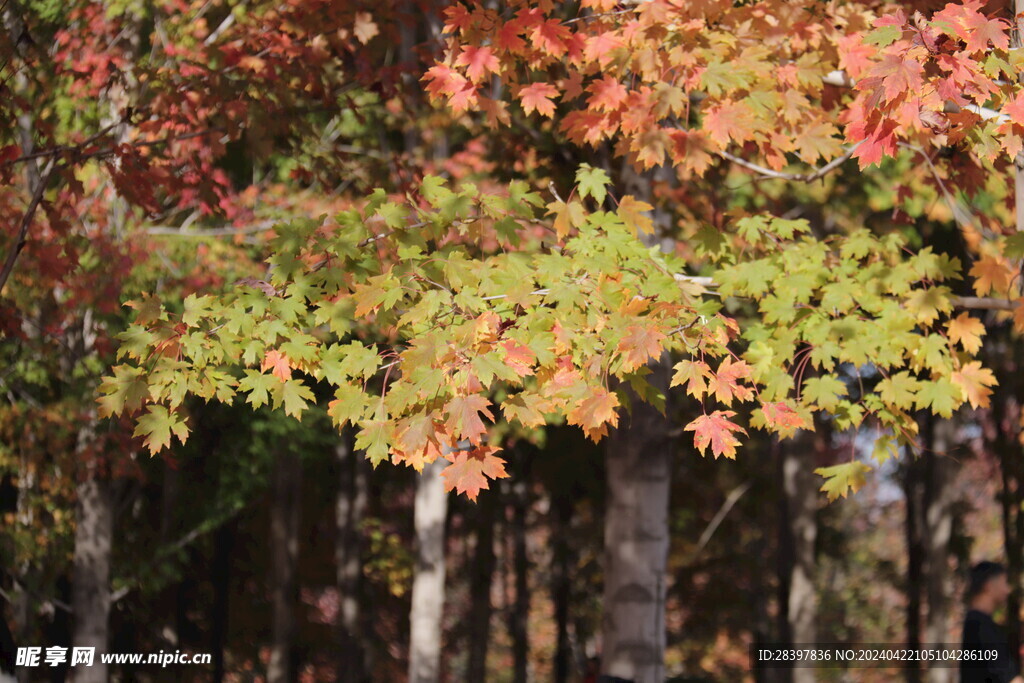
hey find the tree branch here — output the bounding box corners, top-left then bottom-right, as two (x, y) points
(0, 158), (56, 294)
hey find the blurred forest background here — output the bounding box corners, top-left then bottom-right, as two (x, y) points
(3, 0), (1024, 681)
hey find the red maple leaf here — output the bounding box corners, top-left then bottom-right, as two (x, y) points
(440, 446), (509, 500)
(685, 410), (747, 459)
(519, 82), (559, 117)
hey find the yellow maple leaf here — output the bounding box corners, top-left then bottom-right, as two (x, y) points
(618, 195), (654, 235)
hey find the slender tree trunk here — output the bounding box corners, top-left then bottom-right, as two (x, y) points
(903, 458), (925, 683)
(507, 475), (530, 683)
(408, 458), (448, 683)
(268, 451), (302, 683)
(70, 476), (113, 683)
(600, 361), (672, 683)
(551, 493), (574, 683)
(777, 430), (819, 683)
(335, 436), (367, 683)
(466, 492), (497, 681)
(923, 419), (957, 683)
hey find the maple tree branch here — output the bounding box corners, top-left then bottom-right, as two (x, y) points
(718, 143), (862, 183)
(146, 220), (277, 236)
(0, 128), (224, 168)
(952, 295), (1019, 311)
(0, 157), (56, 295)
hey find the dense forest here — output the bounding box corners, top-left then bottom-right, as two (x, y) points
(3, 0), (1024, 681)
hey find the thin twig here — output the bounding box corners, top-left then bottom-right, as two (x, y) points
(0, 157), (56, 294)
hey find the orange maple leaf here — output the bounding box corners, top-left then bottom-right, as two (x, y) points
(567, 387), (620, 441)
(616, 324), (665, 371)
(519, 82), (559, 117)
(970, 255), (1013, 296)
(947, 312), (986, 354)
(707, 357), (753, 405)
(685, 410), (747, 459)
(501, 340), (536, 377)
(760, 402), (809, 433)
(951, 361), (998, 409)
(440, 446), (509, 501)
(445, 394), (494, 442)
(587, 74), (627, 112)
(455, 45), (500, 83)
(261, 349), (293, 381)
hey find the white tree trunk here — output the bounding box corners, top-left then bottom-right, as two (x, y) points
(924, 420), (957, 683)
(70, 476), (113, 683)
(781, 432), (818, 683)
(408, 458), (448, 683)
(600, 365), (672, 683)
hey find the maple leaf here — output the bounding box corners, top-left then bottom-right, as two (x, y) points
(455, 46), (500, 83)
(878, 371), (920, 409)
(707, 357), (753, 405)
(134, 405), (188, 453)
(440, 446), (509, 500)
(519, 83), (559, 117)
(567, 387), (620, 442)
(584, 32), (623, 67)
(947, 312), (986, 353)
(587, 75), (627, 112)
(815, 461), (872, 502)
(616, 324), (664, 371)
(445, 394), (494, 442)
(502, 392), (549, 428)
(970, 255), (1013, 296)
(500, 339), (536, 377)
(546, 199), (585, 239)
(528, 18), (570, 57)
(671, 359), (711, 398)
(685, 410), (747, 459)
(617, 195), (654, 235)
(867, 52), (924, 103)
(261, 349), (293, 381)
(760, 401), (809, 434)
(952, 361), (998, 409)
(961, 9), (1009, 52)
(702, 100), (755, 147)
(353, 12), (379, 45)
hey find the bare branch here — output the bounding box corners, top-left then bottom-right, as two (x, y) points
(0, 158), (56, 294)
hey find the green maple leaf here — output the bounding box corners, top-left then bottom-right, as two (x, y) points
(278, 379), (315, 418)
(134, 405), (188, 453)
(576, 164), (611, 206)
(801, 375), (847, 411)
(915, 377), (960, 418)
(98, 366), (151, 417)
(877, 371), (919, 409)
(358, 413), (393, 466)
(238, 370), (279, 408)
(815, 461), (872, 502)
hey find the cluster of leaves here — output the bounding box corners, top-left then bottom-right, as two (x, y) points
(103, 168), (1002, 500)
(103, 170), (795, 499)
